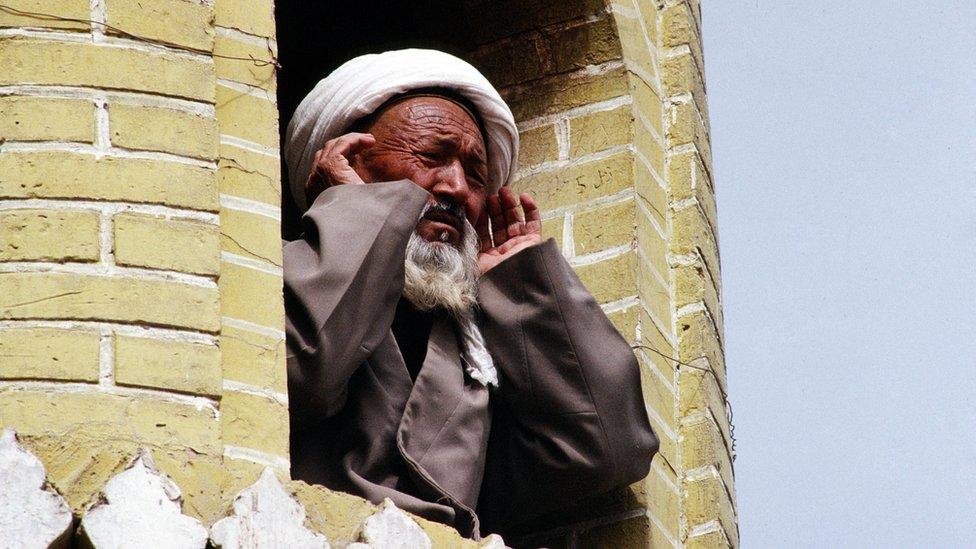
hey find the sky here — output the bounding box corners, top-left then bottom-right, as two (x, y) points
(701, 2), (976, 547)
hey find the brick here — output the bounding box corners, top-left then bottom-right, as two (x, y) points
(518, 125), (558, 167)
(628, 73), (663, 137)
(513, 151), (632, 210)
(638, 353), (677, 433)
(0, 37), (215, 102)
(0, 327), (100, 381)
(469, 35), (545, 89)
(633, 0), (661, 48)
(0, 209), (100, 262)
(675, 262), (723, 335)
(681, 415), (735, 500)
(221, 390), (288, 455)
(217, 143), (281, 206)
(214, 32), (277, 90)
(606, 303), (637, 343)
(502, 65), (629, 122)
(540, 216), (563, 251)
(662, 52), (708, 121)
(679, 368), (732, 451)
(636, 207), (668, 284)
(614, 12), (657, 84)
(672, 204), (720, 288)
(0, 152), (218, 211)
(114, 335), (221, 396)
(216, 85), (279, 148)
(545, 16), (621, 76)
(577, 514), (673, 549)
(0, 272), (220, 332)
(463, 0), (605, 45)
(686, 527), (732, 549)
(109, 103), (218, 160)
(684, 472), (738, 547)
(106, 0), (214, 52)
(638, 307), (675, 379)
(290, 481), (377, 546)
(637, 266), (669, 338)
(219, 208), (282, 266)
(215, 0), (275, 38)
(677, 309), (726, 390)
(668, 99), (712, 167)
(646, 455), (680, 536)
(668, 150), (716, 231)
(634, 121), (665, 178)
(113, 212), (219, 275)
(219, 260), (283, 329)
(0, 0), (89, 30)
(569, 106), (632, 158)
(574, 199), (634, 255)
(0, 96), (95, 142)
(573, 249), (636, 304)
(634, 156), (666, 230)
(662, 2), (706, 85)
(0, 389), (220, 454)
(221, 324), (286, 393)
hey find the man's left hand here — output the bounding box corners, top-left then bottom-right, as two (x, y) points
(476, 187), (543, 274)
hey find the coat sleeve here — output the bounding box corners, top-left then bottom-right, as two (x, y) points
(284, 180), (429, 423)
(477, 238), (658, 529)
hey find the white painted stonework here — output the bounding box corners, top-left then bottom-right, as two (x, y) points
(0, 429), (73, 549)
(480, 533), (509, 548)
(358, 499), (432, 549)
(78, 449), (208, 548)
(210, 467), (330, 549)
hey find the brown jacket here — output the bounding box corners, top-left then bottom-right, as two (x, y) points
(284, 180), (657, 538)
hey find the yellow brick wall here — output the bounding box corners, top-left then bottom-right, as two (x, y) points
(0, 0), (734, 545)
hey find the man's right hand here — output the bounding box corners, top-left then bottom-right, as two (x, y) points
(305, 132), (376, 205)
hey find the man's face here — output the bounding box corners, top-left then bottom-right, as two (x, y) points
(350, 97), (488, 248)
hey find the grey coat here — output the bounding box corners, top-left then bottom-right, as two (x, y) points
(284, 180), (657, 538)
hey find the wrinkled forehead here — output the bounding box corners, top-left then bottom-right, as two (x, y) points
(354, 90), (488, 148)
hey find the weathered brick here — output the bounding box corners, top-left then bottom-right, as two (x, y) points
(628, 72), (663, 137)
(675, 261), (723, 335)
(679, 368), (732, 451)
(569, 105), (632, 158)
(219, 208), (282, 266)
(684, 472), (738, 547)
(290, 481), (378, 546)
(221, 390), (288, 455)
(545, 16), (621, 76)
(0, 272), (220, 332)
(219, 260), (283, 328)
(215, 0), (275, 37)
(106, 0), (214, 52)
(662, 51), (708, 121)
(0, 389), (220, 454)
(573, 249), (636, 304)
(668, 99), (712, 166)
(0, 0), (89, 30)
(672, 203), (720, 287)
(463, 0), (605, 45)
(114, 335), (221, 396)
(634, 155), (666, 229)
(518, 125), (559, 167)
(0, 152), (218, 211)
(216, 85), (279, 148)
(606, 303), (637, 343)
(113, 212), (219, 275)
(469, 34), (545, 89)
(540, 216), (563, 250)
(513, 151), (632, 210)
(681, 415), (735, 500)
(677, 309), (726, 390)
(217, 143), (281, 206)
(668, 149), (716, 233)
(502, 65), (629, 122)
(636, 207), (668, 283)
(0, 327), (100, 381)
(577, 514), (673, 549)
(574, 199), (634, 255)
(639, 353), (677, 433)
(646, 455), (680, 537)
(634, 120), (665, 177)
(662, 2), (706, 86)
(637, 266), (670, 342)
(0, 96), (95, 142)
(110, 103), (218, 160)
(0, 209), (100, 262)
(0, 37), (215, 102)
(221, 324), (286, 393)
(686, 527), (732, 549)
(614, 11), (657, 83)
(214, 32), (277, 90)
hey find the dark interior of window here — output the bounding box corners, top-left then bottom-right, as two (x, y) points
(275, 1), (473, 239)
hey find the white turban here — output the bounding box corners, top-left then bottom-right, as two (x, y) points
(285, 48), (519, 213)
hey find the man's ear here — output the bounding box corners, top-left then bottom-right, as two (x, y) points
(347, 150), (373, 184)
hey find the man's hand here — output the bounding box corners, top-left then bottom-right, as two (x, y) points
(477, 187), (543, 274)
(305, 132), (376, 205)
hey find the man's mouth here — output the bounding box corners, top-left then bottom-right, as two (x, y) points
(423, 209), (462, 232)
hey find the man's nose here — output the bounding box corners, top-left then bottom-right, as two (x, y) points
(429, 159), (470, 205)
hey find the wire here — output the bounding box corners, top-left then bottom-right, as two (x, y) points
(0, 4), (281, 68)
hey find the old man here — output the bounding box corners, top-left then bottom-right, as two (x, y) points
(283, 49), (657, 539)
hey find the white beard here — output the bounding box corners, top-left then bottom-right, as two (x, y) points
(402, 217), (480, 317)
